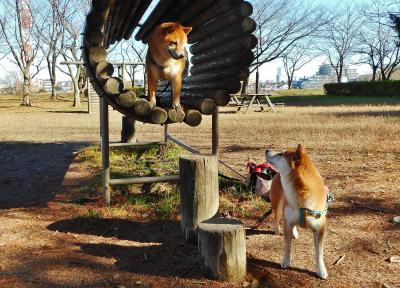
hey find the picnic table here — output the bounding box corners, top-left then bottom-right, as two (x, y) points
(229, 93), (277, 113)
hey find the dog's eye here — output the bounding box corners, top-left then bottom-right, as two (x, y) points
(170, 41), (177, 46)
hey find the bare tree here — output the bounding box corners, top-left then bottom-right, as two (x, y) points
(246, 0), (330, 93)
(282, 43), (314, 89)
(319, 3), (361, 83)
(36, 0), (70, 100)
(56, 0), (89, 108)
(356, 0), (400, 81)
(0, 0), (44, 105)
(119, 41), (147, 87)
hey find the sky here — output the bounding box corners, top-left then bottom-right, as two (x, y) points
(0, 0), (385, 83)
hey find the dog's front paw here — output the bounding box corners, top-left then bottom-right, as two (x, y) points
(317, 268), (328, 280)
(292, 226), (299, 239)
(149, 98), (157, 106)
(281, 259), (291, 269)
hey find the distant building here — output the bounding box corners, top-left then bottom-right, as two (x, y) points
(57, 80), (73, 92)
(38, 79), (52, 92)
(276, 67), (282, 83)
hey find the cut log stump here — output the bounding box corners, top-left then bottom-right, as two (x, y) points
(198, 218), (246, 283)
(179, 155), (219, 244)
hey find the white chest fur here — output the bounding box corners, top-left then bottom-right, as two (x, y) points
(162, 60), (182, 79)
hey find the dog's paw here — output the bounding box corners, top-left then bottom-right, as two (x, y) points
(149, 98), (157, 106)
(281, 259), (291, 269)
(292, 227), (299, 239)
(317, 268), (328, 280)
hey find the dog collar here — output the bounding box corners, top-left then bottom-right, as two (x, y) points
(298, 206), (328, 228)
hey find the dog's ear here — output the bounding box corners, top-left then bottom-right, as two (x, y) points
(160, 22), (177, 34)
(182, 26), (192, 35)
(296, 144), (306, 155)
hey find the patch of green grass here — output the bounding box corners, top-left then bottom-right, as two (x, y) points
(270, 94), (400, 106)
(219, 178), (251, 198)
(72, 210), (103, 226)
(155, 189), (180, 219)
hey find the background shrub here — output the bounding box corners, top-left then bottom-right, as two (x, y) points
(324, 81), (400, 97)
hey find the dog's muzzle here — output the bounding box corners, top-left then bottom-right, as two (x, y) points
(168, 49), (185, 60)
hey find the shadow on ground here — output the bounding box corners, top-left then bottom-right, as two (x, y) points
(0, 141), (88, 209)
(48, 218), (201, 278)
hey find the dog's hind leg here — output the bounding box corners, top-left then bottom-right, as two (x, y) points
(313, 226), (328, 279)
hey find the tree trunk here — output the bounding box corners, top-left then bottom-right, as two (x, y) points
(371, 67), (377, 81)
(72, 71), (81, 108)
(21, 69), (31, 106)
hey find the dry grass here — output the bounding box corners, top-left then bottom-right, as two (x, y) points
(1, 92), (399, 287)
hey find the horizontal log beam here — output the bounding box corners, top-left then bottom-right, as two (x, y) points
(188, 1), (253, 44)
(158, 90), (230, 106)
(110, 175), (180, 185)
(190, 18), (256, 55)
(123, 0), (153, 40)
(187, 0), (241, 28)
(191, 34), (258, 65)
(135, 0), (176, 42)
(190, 50), (254, 75)
(179, 0), (216, 25)
(184, 68), (250, 84)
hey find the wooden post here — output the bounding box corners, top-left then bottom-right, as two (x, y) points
(212, 107), (219, 156)
(121, 116), (136, 143)
(179, 155), (219, 243)
(198, 218), (246, 283)
(100, 96), (110, 205)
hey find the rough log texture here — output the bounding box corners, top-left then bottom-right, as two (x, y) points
(179, 0), (215, 25)
(183, 78), (242, 94)
(124, 0), (153, 40)
(135, 0), (175, 42)
(168, 107), (185, 123)
(184, 109), (202, 127)
(121, 116), (136, 143)
(184, 68), (250, 83)
(96, 61), (114, 82)
(134, 98), (152, 117)
(86, 28), (104, 47)
(89, 47), (107, 64)
(191, 34), (257, 65)
(87, 10), (105, 30)
(179, 155), (219, 243)
(157, 89), (230, 106)
(188, 2), (254, 44)
(117, 90), (136, 108)
(150, 106), (168, 124)
(187, 0), (240, 28)
(190, 18), (256, 55)
(198, 218), (246, 283)
(190, 51), (254, 75)
(103, 77), (124, 95)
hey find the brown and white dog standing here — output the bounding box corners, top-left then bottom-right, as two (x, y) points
(146, 22), (192, 109)
(266, 144), (328, 279)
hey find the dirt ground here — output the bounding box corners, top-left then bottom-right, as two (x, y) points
(0, 94), (399, 287)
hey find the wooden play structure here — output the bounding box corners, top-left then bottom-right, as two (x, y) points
(82, 0), (256, 282)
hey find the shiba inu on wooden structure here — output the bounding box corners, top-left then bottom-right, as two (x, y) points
(266, 145), (329, 279)
(146, 22), (192, 111)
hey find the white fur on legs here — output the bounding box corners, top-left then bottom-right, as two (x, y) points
(281, 222), (293, 269)
(313, 229), (328, 279)
(292, 226), (299, 239)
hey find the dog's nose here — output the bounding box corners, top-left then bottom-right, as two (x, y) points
(177, 54), (185, 59)
(265, 149), (271, 154)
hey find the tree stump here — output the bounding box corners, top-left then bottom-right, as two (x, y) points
(121, 116), (136, 143)
(179, 155), (219, 243)
(117, 90), (136, 107)
(198, 218), (246, 283)
(134, 98), (152, 117)
(168, 106), (185, 123)
(150, 106), (168, 124)
(104, 77), (123, 95)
